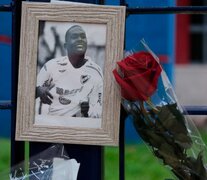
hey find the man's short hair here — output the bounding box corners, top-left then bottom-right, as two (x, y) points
(65, 25), (85, 42)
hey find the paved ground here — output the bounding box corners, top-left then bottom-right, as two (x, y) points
(175, 64), (207, 127)
(175, 64), (207, 106)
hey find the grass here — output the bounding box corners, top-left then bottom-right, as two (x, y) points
(0, 138), (10, 177)
(104, 143), (173, 180)
(1, 130), (207, 179)
(0, 139), (173, 180)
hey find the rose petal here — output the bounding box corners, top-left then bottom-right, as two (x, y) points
(113, 51), (162, 101)
(113, 70), (147, 101)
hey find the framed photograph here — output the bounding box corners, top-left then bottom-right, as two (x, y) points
(15, 2), (125, 146)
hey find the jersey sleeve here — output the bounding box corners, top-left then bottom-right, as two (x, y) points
(88, 73), (103, 118)
(36, 61), (52, 87)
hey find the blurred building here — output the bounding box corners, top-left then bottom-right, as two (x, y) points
(0, 0), (12, 137)
(175, 0), (207, 106)
(175, 0), (207, 129)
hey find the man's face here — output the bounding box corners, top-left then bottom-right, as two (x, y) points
(65, 26), (87, 55)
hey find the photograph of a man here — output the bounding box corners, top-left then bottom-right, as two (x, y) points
(36, 24), (103, 119)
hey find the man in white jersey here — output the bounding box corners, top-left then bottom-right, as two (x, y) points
(36, 25), (103, 118)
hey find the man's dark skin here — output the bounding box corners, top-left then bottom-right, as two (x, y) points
(36, 25), (89, 117)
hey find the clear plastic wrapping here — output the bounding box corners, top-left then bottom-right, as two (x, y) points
(113, 40), (207, 179)
(0, 144), (80, 180)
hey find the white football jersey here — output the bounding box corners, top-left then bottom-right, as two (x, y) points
(36, 56), (103, 117)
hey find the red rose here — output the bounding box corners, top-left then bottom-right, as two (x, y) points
(113, 51), (162, 101)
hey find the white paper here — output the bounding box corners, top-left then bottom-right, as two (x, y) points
(50, 0), (94, 6)
(52, 158), (80, 180)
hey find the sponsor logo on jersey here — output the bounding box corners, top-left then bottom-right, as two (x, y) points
(59, 96), (71, 105)
(56, 86), (83, 96)
(80, 75), (91, 84)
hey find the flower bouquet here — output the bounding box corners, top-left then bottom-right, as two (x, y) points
(113, 40), (207, 180)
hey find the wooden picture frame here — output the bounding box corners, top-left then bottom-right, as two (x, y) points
(15, 2), (125, 146)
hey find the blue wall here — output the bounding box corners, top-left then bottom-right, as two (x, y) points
(0, 0), (12, 137)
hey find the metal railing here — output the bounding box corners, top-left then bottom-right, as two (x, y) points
(1, 1), (207, 180)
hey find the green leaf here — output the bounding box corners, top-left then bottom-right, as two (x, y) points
(157, 104), (186, 133)
(156, 143), (180, 168)
(140, 129), (166, 148)
(174, 134), (192, 149)
(188, 152), (207, 180)
(156, 104), (192, 149)
(131, 102), (207, 179)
